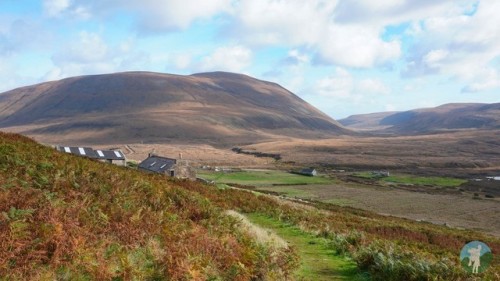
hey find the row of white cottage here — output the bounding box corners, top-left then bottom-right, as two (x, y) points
(55, 146), (196, 180)
(55, 146), (127, 166)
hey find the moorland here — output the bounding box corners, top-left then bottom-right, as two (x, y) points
(0, 71), (499, 279)
(2, 132), (500, 280)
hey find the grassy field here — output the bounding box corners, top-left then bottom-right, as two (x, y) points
(246, 213), (367, 281)
(200, 169), (499, 235)
(253, 184), (500, 236)
(353, 172), (467, 187)
(198, 169), (333, 186)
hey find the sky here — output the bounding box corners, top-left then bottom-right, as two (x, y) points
(0, 0), (499, 119)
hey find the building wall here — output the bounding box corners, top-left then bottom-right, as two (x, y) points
(112, 159), (127, 166)
(172, 161), (196, 180)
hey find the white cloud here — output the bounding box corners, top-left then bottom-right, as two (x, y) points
(42, 67), (64, 82)
(0, 57), (19, 92)
(315, 68), (354, 98)
(358, 79), (391, 95)
(197, 45), (252, 72)
(49, 31), (149, 78)
(334, 0), (460, 26)
(53, 31), (108, 64)
(0, 20), (52, 56)
(385, 103), (397, 112)
(229, 0), (402, 68)
(43, 0), (481, 72)
(461, 68), (500, 93)
(42, 0), (91, 19)
(312, 68), (391, 100)
(317, 25), (401, 68)
(231, 0), (333, 46)
(137, 0), (232, 31)
(42, 0), (232, 30)
(286, 49), (310, 65)
(403, 1), (500, 91)
(423, 49), (448, 69)
(172, 53), (192, 70)
(43, 0), (71, 17)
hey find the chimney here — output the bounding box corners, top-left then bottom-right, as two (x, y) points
(148, 148), (157, 158)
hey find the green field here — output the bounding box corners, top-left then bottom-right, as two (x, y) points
(198, 169), (333, 186)
(354, 172), (467, 187)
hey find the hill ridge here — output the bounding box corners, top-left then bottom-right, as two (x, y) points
(339, 102), (500, 133)
(0, 71), (349, 145)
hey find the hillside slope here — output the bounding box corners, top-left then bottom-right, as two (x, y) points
(0, 132), (296, 280)
(2, 133), (500, 280)
(338, 111), (396, 131)
(0, 71), (348, 145)
(339, 103), (500, 133)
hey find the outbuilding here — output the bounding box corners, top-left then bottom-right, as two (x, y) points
(138, 153), (196, 180)
(94, 149), (127, 166)
(298, 168), (317, 176)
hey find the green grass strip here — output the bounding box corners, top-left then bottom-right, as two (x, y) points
(198, 170), (332, 186)
(245, 213), (369, 281)
(382, 175), (467, 187)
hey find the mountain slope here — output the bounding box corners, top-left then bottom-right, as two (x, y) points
(339, 103), (500, 133)
(0, 71), (348, 145)
(338, 111), (396, 131)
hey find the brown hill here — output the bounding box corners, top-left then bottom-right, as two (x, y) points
(0, 71), (348, 145)
(339, 103), (500, 134)
(338, 111), (396, 131)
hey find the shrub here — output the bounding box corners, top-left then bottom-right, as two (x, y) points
(353, 240), (465, 281)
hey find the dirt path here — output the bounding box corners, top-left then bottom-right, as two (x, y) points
(232, 211), (367, 280)
(124, 144), (135, 154)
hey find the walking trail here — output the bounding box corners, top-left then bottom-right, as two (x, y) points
(228, 211), (368, 280)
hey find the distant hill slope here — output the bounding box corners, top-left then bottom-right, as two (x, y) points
(339, 103), (500, 133)
(0, 71), (348, 145)
(338, 111), (397, 131)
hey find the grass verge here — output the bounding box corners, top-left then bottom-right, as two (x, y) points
(245, 213), (368, 281)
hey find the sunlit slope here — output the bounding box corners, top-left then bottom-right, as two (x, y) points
(0, 132), (295, 279)
(0, 71), (349, 145)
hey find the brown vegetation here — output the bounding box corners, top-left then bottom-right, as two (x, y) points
(0, 71), (347, 145)
(0, 132), (296, 280)
(243, 129), (500, 175)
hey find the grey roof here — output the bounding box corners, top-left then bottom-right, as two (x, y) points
(94, 149), (125, 160)
(57, 146), (125, 160)
(58, 146), (98, 158)
(299, 168), (316, 174)
(138, 155), (176, 173)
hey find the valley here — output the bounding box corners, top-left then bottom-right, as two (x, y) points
(91, 126), (500, 238)
(198, 168), (500, 237)
(1, 71), (499, 279)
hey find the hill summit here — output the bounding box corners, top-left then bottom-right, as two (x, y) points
(0, 71), (347, 145)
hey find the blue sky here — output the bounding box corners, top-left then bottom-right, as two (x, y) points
(0, 0), (499, 119)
